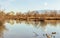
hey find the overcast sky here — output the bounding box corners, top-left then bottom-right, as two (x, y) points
(0, 0), (60, 12)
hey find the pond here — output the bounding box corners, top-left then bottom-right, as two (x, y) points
(0, 20), (60, 38)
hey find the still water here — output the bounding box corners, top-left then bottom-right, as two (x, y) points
(0, 20), (60, 38)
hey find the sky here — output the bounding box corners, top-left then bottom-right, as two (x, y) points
(0, 0), (60, 12)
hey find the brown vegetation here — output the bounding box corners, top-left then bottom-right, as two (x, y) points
(0, 10), (60, 21)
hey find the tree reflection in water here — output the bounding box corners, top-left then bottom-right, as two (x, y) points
(0, 20), (58, 38)
(0, 21), (6, 38)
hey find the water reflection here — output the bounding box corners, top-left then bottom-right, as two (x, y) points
(33, 32), (39, 37)
(6, 20), (60, 26)
(0, 20), (60, 38)
(0, 22), (6, 38)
